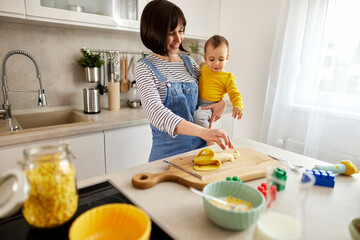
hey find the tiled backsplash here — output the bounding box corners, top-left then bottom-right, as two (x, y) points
(0, 21), (201, 113)
(0, 21), (146, 111)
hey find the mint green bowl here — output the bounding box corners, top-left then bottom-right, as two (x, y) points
(203, 181), (265, 231)
(350, 218), (360, 240)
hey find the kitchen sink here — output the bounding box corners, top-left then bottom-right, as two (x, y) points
(13, 110), (92, 130)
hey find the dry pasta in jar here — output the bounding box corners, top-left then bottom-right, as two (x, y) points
(21, 144), (78, 228)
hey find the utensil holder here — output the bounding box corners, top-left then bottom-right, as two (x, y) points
(84, 67), (100, 83)
(83, 88), (100, 114)
(108, 81), (120, 111)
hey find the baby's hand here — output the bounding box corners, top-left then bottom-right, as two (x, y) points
(232, 107), (243, 120)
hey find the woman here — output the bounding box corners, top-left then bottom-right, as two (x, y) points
(135, 0), (233, 162)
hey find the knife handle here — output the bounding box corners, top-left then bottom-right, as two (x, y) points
(125, 57), (128, 81)
(122, 58), (126, 81)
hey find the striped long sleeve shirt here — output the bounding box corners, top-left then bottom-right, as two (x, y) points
(134, 54), (200, 137)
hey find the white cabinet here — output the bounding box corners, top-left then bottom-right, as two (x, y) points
(170, 0), (220, 40)
(104, 124), (152, 174)
(0, 0), (220, 39)
(0, 0), (26, 19)
(24, 0), (148, 31)
(0, 132), (105, 182)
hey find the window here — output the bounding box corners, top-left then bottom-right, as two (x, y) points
(294, 0), (360, 114)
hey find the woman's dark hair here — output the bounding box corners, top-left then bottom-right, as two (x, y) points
(204, 35), (229, 54)
(140, 0), (187, 56)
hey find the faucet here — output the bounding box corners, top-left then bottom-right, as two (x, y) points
(1, 50), (47, 131)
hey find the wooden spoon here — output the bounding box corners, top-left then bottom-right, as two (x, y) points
(120, 57), (130, 92)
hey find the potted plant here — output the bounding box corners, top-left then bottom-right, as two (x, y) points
(78, 50), (104, 83)
(188, 42), (201, 55)
(187, 42), (204, 66)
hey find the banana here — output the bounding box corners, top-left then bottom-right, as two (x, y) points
(213, 150), (240, 162)
(193, 160), (222, 171)
(192, 148), (240, 172)
(193, 148), (221, 171)
(193, 148), (216, 165)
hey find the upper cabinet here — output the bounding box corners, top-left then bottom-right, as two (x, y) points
(0, 0), (220, 40)
(24, 0), (149, 31)
(170, 0), (220, 40)
(0, 0), (26, 19)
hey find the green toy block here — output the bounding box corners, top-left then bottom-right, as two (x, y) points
(272, 168), (287, 191)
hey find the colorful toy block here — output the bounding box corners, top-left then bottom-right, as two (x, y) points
(225, 176), (242, 182)
(257, 182), (277, 207)
(301, 169), (335, 188)
(272, 168), (287, 191)
(257, 182), (277, 199)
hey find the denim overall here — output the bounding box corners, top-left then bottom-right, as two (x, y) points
(141, 55), (207, 162)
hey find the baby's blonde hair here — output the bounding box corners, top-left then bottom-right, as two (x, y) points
(204, 35), (229, 54)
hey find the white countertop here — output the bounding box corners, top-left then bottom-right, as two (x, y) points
(78, 138), (360, 240)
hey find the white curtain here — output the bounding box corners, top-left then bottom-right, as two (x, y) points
(261, 0), (360, 168)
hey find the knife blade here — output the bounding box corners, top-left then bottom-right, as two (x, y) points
(163, 160), (204, 181)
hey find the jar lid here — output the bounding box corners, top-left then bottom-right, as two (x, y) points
(0, 169), (29, 219)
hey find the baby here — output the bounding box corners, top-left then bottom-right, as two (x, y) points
(194, 35), (243, 129)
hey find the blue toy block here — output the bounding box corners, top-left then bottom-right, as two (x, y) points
(302, 169), (335, 188)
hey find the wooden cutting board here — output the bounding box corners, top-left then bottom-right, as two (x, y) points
(132, 148), (282, 190)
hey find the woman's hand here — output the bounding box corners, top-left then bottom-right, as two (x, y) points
(201, 99), (226, 128)
(175, 119), (233, 150)
(199, 128), (234, 150)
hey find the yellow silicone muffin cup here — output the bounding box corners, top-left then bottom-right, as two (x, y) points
(69, 203), (151, 240)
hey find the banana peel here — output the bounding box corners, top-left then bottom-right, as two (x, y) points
(193, 148), (240, 171)
(193, 161), (222, 171)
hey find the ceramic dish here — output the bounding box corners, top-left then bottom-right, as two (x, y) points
(202, 181), (265, 231)
(350, 218), (360, 240)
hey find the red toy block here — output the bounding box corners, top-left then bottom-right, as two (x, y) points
(257, 182), (277, 207)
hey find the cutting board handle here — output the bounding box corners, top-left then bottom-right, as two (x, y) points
(132, 171), (173, 189)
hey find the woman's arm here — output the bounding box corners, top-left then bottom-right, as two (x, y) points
(175, 119), (233, 150)
(201, 99), (226, 129)
(135, 61), (183, 136)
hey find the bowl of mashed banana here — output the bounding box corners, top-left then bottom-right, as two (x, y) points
(202, 181), (265, 231)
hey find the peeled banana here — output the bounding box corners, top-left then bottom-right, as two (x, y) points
(193, 148), (240, 171)
(214, 151), (240, 162)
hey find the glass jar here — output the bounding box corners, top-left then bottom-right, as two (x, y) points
(21, 143), (78, 228)
(253, 167), (315, 240)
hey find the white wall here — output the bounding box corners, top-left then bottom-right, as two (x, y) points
(0, 0), (282, 142)
(219, 0), (281, 141)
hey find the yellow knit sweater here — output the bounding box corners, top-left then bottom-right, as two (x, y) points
(198, 65), (243, 109)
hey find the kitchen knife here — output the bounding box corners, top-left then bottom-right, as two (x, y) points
(163, 160), (204, 181)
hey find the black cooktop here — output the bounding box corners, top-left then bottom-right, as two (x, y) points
(0, 180), (173, 240)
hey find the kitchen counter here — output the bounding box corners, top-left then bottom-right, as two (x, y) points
(0, 101), (233, 147)
(78, 138), (360, 240)
(0, 104), (148, 147)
